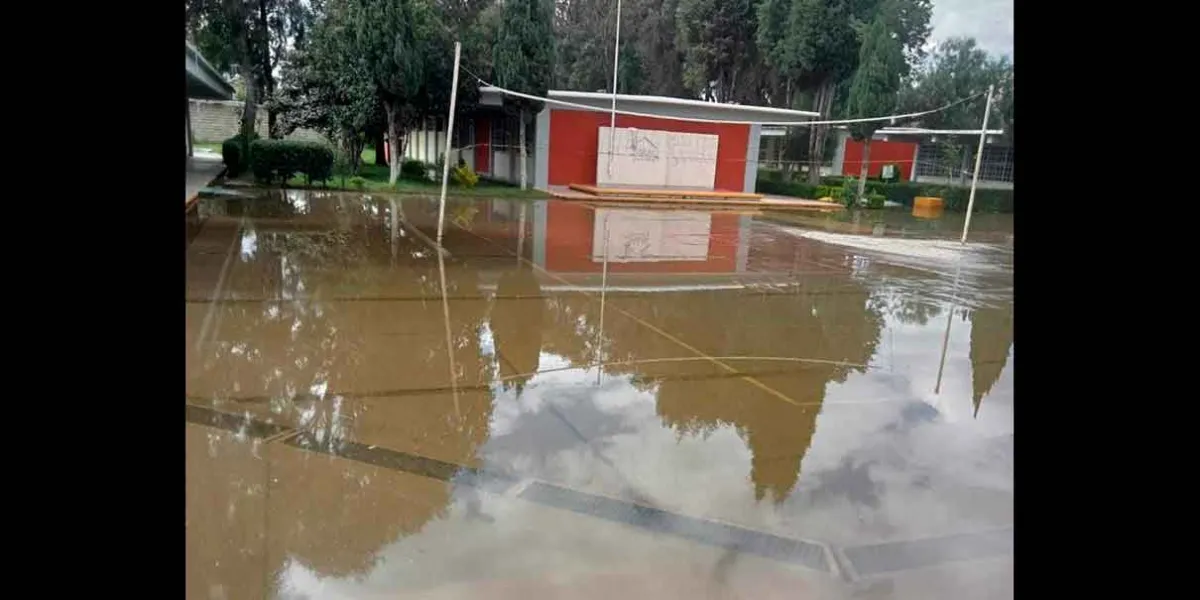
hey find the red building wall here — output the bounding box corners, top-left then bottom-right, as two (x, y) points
(547, 109), (751, 191)
(474, 118), (491, 174)
(543, 201), (740, 274)
(842, 139), (918, 180)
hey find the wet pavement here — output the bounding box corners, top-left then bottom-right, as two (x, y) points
(186, 192), (1014, 599)
(187, 155), (225, 206)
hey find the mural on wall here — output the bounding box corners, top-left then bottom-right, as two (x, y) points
(591, 209), (712, 263)
(596, 127), (719, 189)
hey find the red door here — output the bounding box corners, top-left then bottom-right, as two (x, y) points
(474, 119), (491, 174)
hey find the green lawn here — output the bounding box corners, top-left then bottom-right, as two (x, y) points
(194, 141), (223, 153)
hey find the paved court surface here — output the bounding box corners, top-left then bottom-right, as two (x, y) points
(185, 193), (1014, 599)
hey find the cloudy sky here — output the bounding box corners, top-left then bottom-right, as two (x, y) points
(929, 0), (1014, 58)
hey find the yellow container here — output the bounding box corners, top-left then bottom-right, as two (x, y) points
(913, 196), (944, 210)
(912, 204), (944, 219)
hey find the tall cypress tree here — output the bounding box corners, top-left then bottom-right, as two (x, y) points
(493, 0), (555, 190)
(846, 10), (905, 202)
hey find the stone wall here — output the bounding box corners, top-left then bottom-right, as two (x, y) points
(189, 99), (267, 142)
(187, 99), (333, 146)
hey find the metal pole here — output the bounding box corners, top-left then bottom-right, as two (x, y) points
(606, 0), (622, 178)
(437, 42), (463, 248)
(516, 202), (527, 265)
(960, 84), (994, 244)
(596, 213), (610, 385)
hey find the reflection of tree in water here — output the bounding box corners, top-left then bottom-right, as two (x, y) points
(491, 266), (544, 394)
(968, 302), (1014, 417)
(654, 282), (882, 503)
(864, 268), (945, 327)
(534, 278), (882, 503)
(190, 192), (497, 580)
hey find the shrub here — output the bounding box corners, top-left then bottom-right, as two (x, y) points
(451, 163), (479, 188)
(756, 179), (819, 199)
(303, 144), (335, 184)
(756, 172), (1014, 213)
(866, 192), (886, 209)
(247, 139), (335, 185)
(759, 169), (784, 183)
(400, 159), (429, 182)
(814, 185), (838, 200)
(221, 132), (260, 178)
(880, 181), (921, 207)
(840, 177), (859, 207)
(941, 187), (1014, 213)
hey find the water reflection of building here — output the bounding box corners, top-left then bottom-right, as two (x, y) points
(472, 199), (883, 503)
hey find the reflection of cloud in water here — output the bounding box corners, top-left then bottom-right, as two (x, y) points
(785, 310), (1013, 544)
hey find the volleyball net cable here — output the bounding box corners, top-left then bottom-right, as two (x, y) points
(458, 65), (994, 129)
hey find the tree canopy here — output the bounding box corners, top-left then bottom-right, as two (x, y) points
(846, 8), (905, 142)
(189, 0), (1011, 181)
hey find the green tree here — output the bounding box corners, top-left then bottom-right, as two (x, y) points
(627, 0), (688, 96)
(187, 0), (259, 137)
(188, 0), (313, 138)
(898, 37), (1013, 181)
(553, 0), (648, 96)
(493, 0), (555, 190)
(756, 0), (930, 184)
(845, 10), (904, 202)
(675, 0), (761, 102)
(344, 0), (427, 185)
(273, 3), (381, 173)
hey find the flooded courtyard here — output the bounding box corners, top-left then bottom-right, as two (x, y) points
(185, 191), (1014, 599)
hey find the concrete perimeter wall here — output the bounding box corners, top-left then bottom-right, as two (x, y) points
(188, 99), (330, 145)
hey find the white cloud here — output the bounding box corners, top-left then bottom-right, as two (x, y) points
(930, 0), (1014, 58)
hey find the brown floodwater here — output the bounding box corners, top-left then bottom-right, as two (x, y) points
(186, 191), (1013, 600)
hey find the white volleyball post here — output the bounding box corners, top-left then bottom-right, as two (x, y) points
(960, 84), (994, 244)
(436, 42), (463, 248)
(606, 0), (622, 178)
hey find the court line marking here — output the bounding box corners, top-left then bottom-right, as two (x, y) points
(448, 218), (806, 408)
(393, 209), (452, 258)
(192, 215), (244, 352)
(184, 404), (836, 575)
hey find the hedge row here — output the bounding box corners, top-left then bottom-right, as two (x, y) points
(248, 139), (335, 185)
(221, 132), (259, 178)
(756, 170), (1013, 213)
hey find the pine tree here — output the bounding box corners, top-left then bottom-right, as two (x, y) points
(493, 0), (555, 190)
(846, 10), (905, 202)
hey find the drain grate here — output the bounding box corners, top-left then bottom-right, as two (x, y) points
(185, 404), (289, 440)
(520, 481), (831, 573)
(842, 528), (1013, 577)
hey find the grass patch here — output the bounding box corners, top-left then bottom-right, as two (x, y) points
(194, 141), (223, 154)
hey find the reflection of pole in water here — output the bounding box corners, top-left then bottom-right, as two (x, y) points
(934, 258), (965, 395)
(388, 198), (399, 265)
(934, 305), (954, 395)
(438, 249), (461, 421)
(595, 214), (610, 385)
(516, 202), (527, 265)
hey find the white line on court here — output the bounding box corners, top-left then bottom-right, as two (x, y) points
(193, 215), (244, 352)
